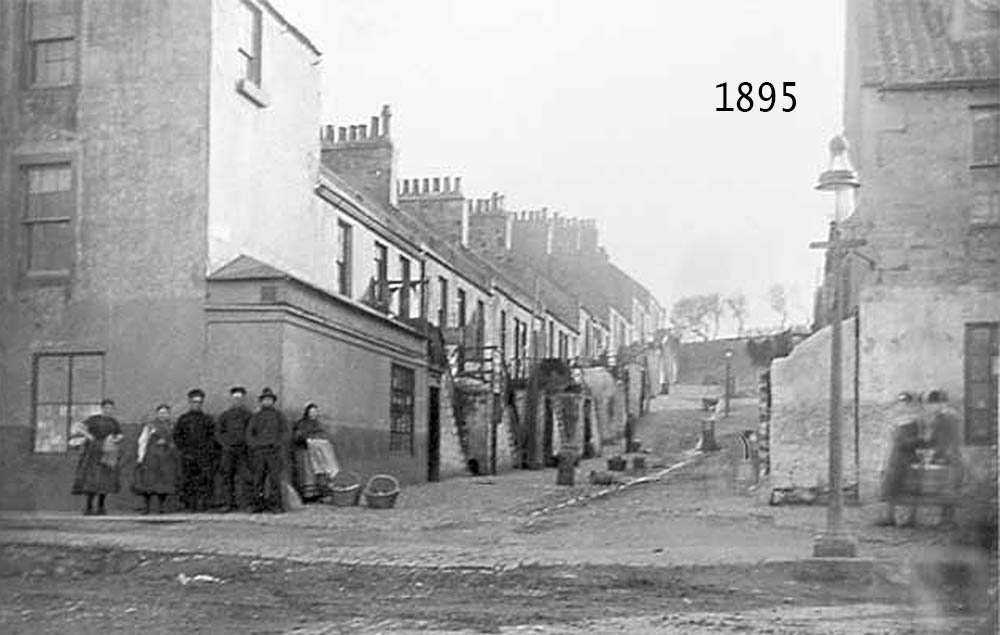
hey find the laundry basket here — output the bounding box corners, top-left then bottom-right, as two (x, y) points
(328, 471), (362, 506)
(363, 474), (400, 510)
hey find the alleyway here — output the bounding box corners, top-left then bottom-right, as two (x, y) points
(1, 390), (994, 634)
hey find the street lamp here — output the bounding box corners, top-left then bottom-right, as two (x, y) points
(809, 135), (864, 558)
(724, 348), (734, 418)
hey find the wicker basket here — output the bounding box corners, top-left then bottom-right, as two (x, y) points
(328, 471), (362, 507)
(363, 474), (400, 510)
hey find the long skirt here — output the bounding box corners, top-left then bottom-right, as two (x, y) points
(72, 441), (120, 495)
(294, 439), (340, 500)
(132, 444), (179, 495)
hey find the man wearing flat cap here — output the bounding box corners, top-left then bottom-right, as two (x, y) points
(246, 387), (290, 513)
(216, 386), (253, 512)
(174, 388), (218, 512)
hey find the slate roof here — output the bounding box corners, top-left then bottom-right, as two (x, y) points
(208, 255), (287, 281)
(867, 0), (999, 88)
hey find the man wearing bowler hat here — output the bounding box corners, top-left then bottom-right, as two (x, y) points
(216, 386), (253, 511)
(174, 388), (217, 512)
(246, 387), (290, 513)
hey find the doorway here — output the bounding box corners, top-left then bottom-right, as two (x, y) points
(427, 386), (441, 482)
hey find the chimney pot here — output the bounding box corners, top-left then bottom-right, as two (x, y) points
(380, 104), (392, 137)
(433, 177), (441, 192)
(370, 116), (380, 138)
(422, 178), (430, 193)
(444, 176), (451, 192)
(358, 124), (367, 138)
(402, 180), (410, 195)
(349, 126), (358, 141)
(454, 177), (462, 193)
(338, 127), (347, 142)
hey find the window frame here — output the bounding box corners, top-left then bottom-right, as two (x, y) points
(31, 351), (106, 454)
(457, 288), (467, 328)
(17, 156), (77, 284)
(389, 364), (415, 456)
(373, 241), (388, 306)
(398, 255), (411, 319)
(970, 106), (1000, 226)
(336, 220), (352, 297)
(237, 0), (263, 86)
(437, 276), (448, 328)
(23, 0), (79, 89)
(964, 322), (999, 446)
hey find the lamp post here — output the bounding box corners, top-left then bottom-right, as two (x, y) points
(724, 348), (734, 417)
(809, 135), (865, 558)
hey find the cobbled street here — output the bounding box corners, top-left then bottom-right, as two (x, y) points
(1, 390), (994, 634)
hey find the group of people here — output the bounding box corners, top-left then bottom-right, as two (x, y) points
(70, 386), (341, 516)
(879, 389), (964, 527)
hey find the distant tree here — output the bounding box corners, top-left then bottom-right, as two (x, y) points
(705, 293), (723, 339)
(670, 294), (723, 341)
(725, 293), (749, 336)
(767, 283), (788, 329)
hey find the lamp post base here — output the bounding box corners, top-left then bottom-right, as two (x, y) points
(812, 532), (858, 558)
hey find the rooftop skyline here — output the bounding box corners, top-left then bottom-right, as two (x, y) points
(274, 0), (848, 334)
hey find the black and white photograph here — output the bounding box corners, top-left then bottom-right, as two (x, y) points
(0, 0), (998, 633)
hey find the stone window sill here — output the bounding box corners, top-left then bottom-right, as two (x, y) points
(236, 78), (270, 108)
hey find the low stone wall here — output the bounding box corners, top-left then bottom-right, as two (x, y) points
(769, 318), (860, 498)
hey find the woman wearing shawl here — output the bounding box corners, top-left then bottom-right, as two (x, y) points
(132, 404), (180, 514)
(291, 403), (340, 502)
(70, 398), (124, 516)
(876, 391), (924, 526)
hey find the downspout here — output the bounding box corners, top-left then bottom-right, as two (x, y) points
(853, 307), (861, 503)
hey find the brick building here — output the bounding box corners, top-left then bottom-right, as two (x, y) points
(770, 0), (999, 501)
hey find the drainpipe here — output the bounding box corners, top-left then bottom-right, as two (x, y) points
(853, 307), (861, 503)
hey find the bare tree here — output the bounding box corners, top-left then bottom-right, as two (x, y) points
(725, 293), (749, 336)
(767, 283), (788, 329)
(670, 294), (723, 341)
(669, 296), (712, 341)
(705, 293), (723, 340)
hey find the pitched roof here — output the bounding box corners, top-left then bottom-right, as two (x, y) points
(867, 0), (999, 88)
(208, 255), (287, 281)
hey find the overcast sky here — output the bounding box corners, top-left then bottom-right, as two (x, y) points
(274, 0), (847, 334)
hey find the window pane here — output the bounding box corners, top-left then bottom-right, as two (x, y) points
(36, 355), (69, 403)
(971, 191), (1000, 225)
(71, 355), (103, 403)
(29, 0), (75, 40)
(27, 164), (71, 194)
(33, 40), (74, 85)
(973, 110), (1000, 165)
(28, 220), (73, 272)
(34, 404), (68, 453)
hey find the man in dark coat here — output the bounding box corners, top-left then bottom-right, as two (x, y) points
(173, 388), (217, 512)
(216, 386), (252, 512)
(246, 387), (290, 513)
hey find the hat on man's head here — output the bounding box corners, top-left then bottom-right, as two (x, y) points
(258, 387), (277, 401)
(230, 386), (247, 396)
(100, 398), (115, 407)
(896, 391), (920, 404)
(187, 388), (205, 400)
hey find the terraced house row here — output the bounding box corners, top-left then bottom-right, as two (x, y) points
(0, 0), (671, 511)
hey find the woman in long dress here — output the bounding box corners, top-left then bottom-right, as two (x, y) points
(70, 398), (124, 516)
(291, 403), (340, 502)
(133, 404), (180, 514)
